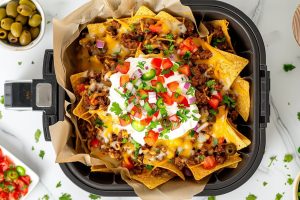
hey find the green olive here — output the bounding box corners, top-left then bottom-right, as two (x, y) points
(0, 8), (6, 21)
(224, 143), (237, 156)
(15, 14), (27, 25)
(19, 30), (31, 45)
(28, 14), (41, 27)
(8, 32), (18, 43)
(17, 4), (33, 17)
(6, 1), (18, 18)
(1, 18), (14, 31)
(11, 22), (22, 37)
(29, 27), (39, 39)
(0, 28), (7, 39)
(19, 0), (36, 11)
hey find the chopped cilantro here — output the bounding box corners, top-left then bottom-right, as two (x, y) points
(110, 102), (122, 115)
(56, 181), (62, 188)
(39, 150), (45, 159)
(59, 193), (72, 200)
(0, 111), (2, 119)
(298, 146), (300, 154)
(186, 86), (195, 95)
(222, 95), (236, 108)
(297, 112), (300, 120)
(95, 118), (104, 128)
(89, 194), (101, 200)
(208, 196), (216, 200)
(212, 37), (226, 47)
(283, 64), (296, 72)
(147, 121), (159, 130)
(137, 61), (146, 70)
(287, 177), (293, 185)
(35, 129), (42, 143)
(7, 185), (15, 192)
(145, 165), (154, 170)
(246, 194), (257, 200)
(209, 109), (218, 116)
(189, 130), (195, 137)
(32, 61), (35, 64)
(160, 107), (168, 117)
(183, 51), (191, 60)
(268, 156), (277, 167)
(129, 24), (136, 31)
(263, 181), (268, 186)
(122, 138), (128, 144)
(283, 154), (293, 162)
(0, 95), (4, 104)
(39, 194), (50, 200)
(31, 146), (35, 151)
(176, 109), (190, 122)
(18, 61), (22, 65)
(161, 68), (171, 75)
(144, 44), (153, 53)
(132, 140), (141, 159)
(171, 62), (180, 72)
(275, 193), (283, 200)
(166, 33), (174, 40)
(206, 80), (216, 88)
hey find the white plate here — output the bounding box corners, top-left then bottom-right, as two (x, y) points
(0, 144), (39, 199)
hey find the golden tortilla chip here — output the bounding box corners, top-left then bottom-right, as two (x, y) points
(206, 20), (235, 53)
(154, 160), (185, 180)
(187, 155), (242, 181)
(155, 11), (180, 23)
(231, 77), (250, 121)
(212, 106), (250, 150)
(134, 6), (156, 17)
(73, 96), (92, 122)
(227, 119), (251, 148)
(91, 165), (113, 173)
(70, 71), (88, 93)
(131, 170), (175, 189)
(87, 22), (106, 37)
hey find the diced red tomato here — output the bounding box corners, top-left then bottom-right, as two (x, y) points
(151, 58), (162, 69)
(138, 90), (148, 100)
(119, 115), (132, 126)
(0, 172), (3, 182)
(128, 95), (136, 103)
(151, 80), (158, 86)
(159, 92), (174, 105)
(20, 187), (28, 196)
(153, 110), (160, 118)
(0, 156), (12, 172)
(144, 130), (159, 146)
(141, 117), (152, 126)
(172, 93), (189, 107)
(163, 70), (174, 78)
(116, 62), (130, 74)
(149, 24), (161, 33)
(178, 44), (190, 56)
(0, 192), (9, 199)
(20, 175), (31, 185)
(157, 76), (165, 83)
(167, 81), (179, 92)
(218, 137), (225, 144)
(208, 98), (219, 109)
(162, 58), (173, 69)
(122, 156), (134, 170)
(90, 138), (100, 148)
(178, 65), (191, 76)
(155, 68), (162, 76)
(202, 156), (217, 170)
(131, 106), (142, 119)
(212, 92), (223, 101)
(182, 38), (198, 52)
(120, 75), (130, 87)
(0, 147), (2, 158)
(76, 83), (85, 94)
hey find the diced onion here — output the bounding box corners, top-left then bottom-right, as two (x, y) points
(189, 97), (196, 104)
(158, 127), (163, 132)
(96, 40), (105, 48)
(148, 92), (157, 103)
(211, 90), (218, 96)
(197, 133), (207, 143)
(131, 88), (136, 94)
(195, 122), (209, 133)
(127, 102), (134, 112)
(133, 69), (143, 79)
(126, 82), (133, 91)
(140, 100), (145, 106)
(134, 79), (142, 86)
(170, 54), (176, 61)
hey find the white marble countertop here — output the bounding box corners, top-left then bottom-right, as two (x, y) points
(0, 0), (300, 199)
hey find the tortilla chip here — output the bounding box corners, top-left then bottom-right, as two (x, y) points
(131, 170), (175, 189)
(153, 160), (185, 180)
(206, 20), (235, 53)
(91, 165), (113, 173)
(212, 106), (250, 150)
(227, 119), (251, 148)
(199, 22), (209, 38)
(155, 11), (180, 23)
(87, 22), (106, 36)
(187, 155), (242, 181)
(231, 77), (250, 121)
(134, 6), (156, 17)
(70, 71), (88, 92)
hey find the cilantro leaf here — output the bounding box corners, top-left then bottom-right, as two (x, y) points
(183, 51), (191, 60)
(121, 138), (128, 144)
(147, 121), (159, 130)
(275, 193), (283, 200)
(283, 154), (293, 162)
(206, 80), (216, 88)
(89, 194), (101, 200)
(287, 177), (293, 185)
(208, 196), (216, 200)
(56, 181), (62, 188)
(297, 112), (300, 121)
(32, 146), (35, 151)
(145, 165), (154, 170)
(95, 118), (104, 128)
(0, 95), (4, 104)
(137, 61), (146, 70)
(39, 150), (45, 159)
(166, 33), (174, 40)
(209, 109), (218, 116)
(110, 102), (122, 116)
(222, 95), (236, 108)
(18, 61), (22, 66)
(40, 194), (50, 200)
(144, 44), (153, 53)
(35, 129), (42, 143)
(283, 64), (295, 72)
(268, 156), (277, 167)
(246, 194), (257, 200)
(263, 181), (268, 186)
(298, 146), (300, 154)
(59, 193), (72, 200)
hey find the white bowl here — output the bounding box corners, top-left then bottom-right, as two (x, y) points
(0, 144), (39, 199)
(0, 0), (45, 51)
(294, 172), (300, 200)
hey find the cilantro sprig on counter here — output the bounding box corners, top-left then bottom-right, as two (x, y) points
(246, 194), (257, 200)
(59, 193), (72, 200)
(268, 156), (277, 167)
(110, 102), (122, 115)
(283, 154), (293, 162)
(275, 193), (283, 200)
(89, 194), (101, 200)
(283, 64), (295, 72)
(35, 129), (42, 143)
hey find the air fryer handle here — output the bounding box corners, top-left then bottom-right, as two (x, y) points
(260, 64), (270, 128)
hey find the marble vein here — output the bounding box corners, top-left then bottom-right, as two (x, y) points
(251, 0), (264, 26)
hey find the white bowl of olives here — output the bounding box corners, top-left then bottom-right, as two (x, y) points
(0, 0), (45, 50)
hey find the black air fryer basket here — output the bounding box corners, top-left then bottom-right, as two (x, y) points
(4, 0), (270, 196)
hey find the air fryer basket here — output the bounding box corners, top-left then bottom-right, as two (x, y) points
(4, 0), (270, 196)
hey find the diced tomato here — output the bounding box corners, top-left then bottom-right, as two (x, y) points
(120, 75), (130, 87)
(159, 92), (174, 105)
(20, 187), (28, 196)
(212, 92), (223, 101)
(76, 83), (85, 94)
(90, 138), (100, 148)
(178, 44), (190, 56)
(138, 90), (148, 100)
(182, 38), (198, 53)
(0, 156), (12, 172)
(0, 192), (8, 199)
(151, 58), (162, 69)
(151, 80), (158, 86)
(141, 117), (152, 126)
(131, 106), (142, 119)
(178, 65), (191, 76)
(180, 96), (189, 107)
(144, 130), (159, 146)
(169, 114), (179, 122)
(119, 115), (132, 126)
(149, 24), (161, 33)
(0, 148), (2, 158)
(128, 95), (136, 103)
(157, 76), (165, 83)
(153, 110), (160, 118)
(167, 81), (179, 92)
(20, 175), (31, 185)
(0, 172), (3, 182)
(116, 62), (130, 74)
(162, 58), (173, 69)
(172, 93), (189, 107)
(122, 156), (134, 170)
(163, 70), (174, 78)
(218, 137), (225, 144)
(208, 98), (219, 109)
(155, 68), (162, 76)
(202, 156), (217, 170)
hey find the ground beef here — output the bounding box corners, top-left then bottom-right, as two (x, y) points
(107, 20), (121, 36)
(132, 165), (144, 175)
(120, 33), (141, 49)
(192, 48), (213, 60)
(174, 157), (186, 170)
(191, 75), (207, 87)
(214, 26), (224, 38)
(151, 168), (163, 176)
(97, 96), (110, 110)
(195, 89), (208, 105)
(216, 155), (226, 164)
(108, 148), (122, 160)
(142, 18), (157, 28)
(228, 109), (239, 122)
(184, 18), (196, 37)
(186, 157), (199, 166)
